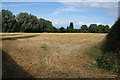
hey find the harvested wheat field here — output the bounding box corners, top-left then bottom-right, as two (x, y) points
(1, 33), (118, 78)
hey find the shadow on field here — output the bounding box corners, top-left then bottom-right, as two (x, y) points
(0, 34), (23, 36)
(2, 49), (35, 78)
(0, 35), (39, 41)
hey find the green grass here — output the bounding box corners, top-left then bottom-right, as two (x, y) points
(49, 71), (69, 78)
(85, 43), (119, 74)
(85, 44), (102, 60)
(41, 44), (48, 51)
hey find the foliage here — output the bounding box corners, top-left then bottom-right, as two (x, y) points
(104, 25), (110, 33)
(89, 24), (98, 33)
(100, 18), (120, 74)
(80, 25), (88, 33)
(66, 22), (75, 33)
(97, 51), (119, 73)
(85, 18), (120, 74)
(103, 18), (120, 53)
(17, 13), (39, 32)
(69, 22), (74, 29)
(1, 9), (111, 33)
(86, 18), (120, 74)
(45, 26), (60, 33)
(2, 9), (54, 33)
(2, 9), (17, 32)
(38, 18), (53, 32)
(85, 43), (119, 73)
(60, 27), (66, 33)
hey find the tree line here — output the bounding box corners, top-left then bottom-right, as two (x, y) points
(1, 9), (110, 33)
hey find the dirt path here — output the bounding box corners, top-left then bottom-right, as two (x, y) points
(1, 33), (118, 78)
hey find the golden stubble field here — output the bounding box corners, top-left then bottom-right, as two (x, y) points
(1, 33), (117, 78)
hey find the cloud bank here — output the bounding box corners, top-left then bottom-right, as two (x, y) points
(52, 20), (110, 29)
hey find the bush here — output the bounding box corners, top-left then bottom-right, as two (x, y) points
(85, 43), (119, 73)
(103, 18), (120, 53)
(100, 18), (120, 74)
(97, 51), (119, 73)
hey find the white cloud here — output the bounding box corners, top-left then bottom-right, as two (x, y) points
(61, 2), (118, 9)
(2, 0), (118, 18)
(52, 2), (118, 16)
(2, 3), (58, 7)
(82, 2), (118, 9)
(2, 3), (41, 7)
(52, 20), (110, 29)
(59, 2), (118, 18)
(52, 6), (84, 15)
(52, 20), (70, 28)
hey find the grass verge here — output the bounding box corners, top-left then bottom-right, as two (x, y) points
(85, 43), (119, 74)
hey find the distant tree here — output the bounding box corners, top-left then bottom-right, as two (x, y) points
(97, 25), (104, 33)
(1, 9), (111, 33)
(104, 25), (110, 33)
(89, 24), (97, 33)
(80, 25), (88, 33)
(45, 26), (54, 33)
(45, 26), (60, 33)
(67, 26), (71, 33)
(66, 22), (75, 33)
(53, 27), (60, 33)
(74, 29), (80, 33)
(69, 22), (74, 29)
(60, 27), (66, 33)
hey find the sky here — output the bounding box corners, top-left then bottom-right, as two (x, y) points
(1, 1), (119, 29)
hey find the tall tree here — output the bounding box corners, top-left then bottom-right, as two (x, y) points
(16, 12), (29, 32)
(17, 13), (40, 32)
(67, 22), (74, 33)
(38, 18), (53, 32)
(2, 9), (17, 32)
(69, 22), (74, 29)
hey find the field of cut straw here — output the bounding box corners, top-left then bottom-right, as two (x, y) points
(1, 33), (117, 78)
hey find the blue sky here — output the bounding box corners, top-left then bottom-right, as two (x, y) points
(2, 2), (118, 29)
